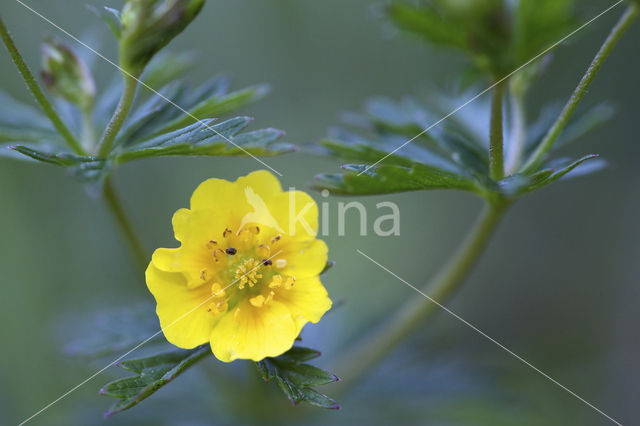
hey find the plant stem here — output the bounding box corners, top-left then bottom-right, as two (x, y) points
(504, 88), (526, 175)
(81, 107), (96, 152)
(520, 3), (639, 174)
(103, 177), (148, 274)
(0, 16), (84, 155)
(96, 74), (138, 158)
(489, 83), (505, 181)
(337, 200), (508, 387)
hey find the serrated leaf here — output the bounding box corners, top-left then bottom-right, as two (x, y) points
(299, 388), (340, 410)
(256, 345), (339, 409)
(500, 154), (603, 195)
(315, 162), (481, 196)
(152, 85), (269, 135)
(101, 345), (210, 417)
(117, 118), (291, 162)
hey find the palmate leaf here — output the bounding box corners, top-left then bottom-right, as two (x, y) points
(116, 117), (294, 163)
(100, 345), (210, 417)
(316, 93), (610, 198)
(256, 345), (340, 409)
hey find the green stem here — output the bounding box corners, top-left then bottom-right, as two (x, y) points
(504, 87), (526, 175)
(0, 16), (84, 155)
(96, 74), (138, 157)
(337, 200), (508, 387)
(521, 3), (639, 174)
(103, 177), (148, 274)
(489, 83), (505, 181)
(81, 107), (96, 152)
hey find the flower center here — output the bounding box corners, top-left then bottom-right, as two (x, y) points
(204, 225), (296, 318)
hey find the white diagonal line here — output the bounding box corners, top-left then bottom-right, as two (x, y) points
(18, 249), (283, 426)
(13, 0), (284, 177)
(356, 249), (622, 426)
(357, 0), (624, 175)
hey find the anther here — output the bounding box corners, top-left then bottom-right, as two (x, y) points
(223, 228), (232, 238)
(262, 259), (272, 266)
(225, 247), (237, 255)
(272, 235), (281, 244)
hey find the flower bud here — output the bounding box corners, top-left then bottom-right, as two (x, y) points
(119, 0), (205, 77)
(41, 38), (96, 111)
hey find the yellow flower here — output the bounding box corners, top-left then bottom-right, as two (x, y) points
(146, 170), (332, 362)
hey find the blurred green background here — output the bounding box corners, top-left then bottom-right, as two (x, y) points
(1, 0), (639, 425)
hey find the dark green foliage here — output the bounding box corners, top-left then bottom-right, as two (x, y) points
(100, 345), (210, 417)
(314, 95), (610, 199)
(256, 345), (340, 409)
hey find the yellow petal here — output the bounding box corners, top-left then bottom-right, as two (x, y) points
(278, 239), (328, 279)
(274, 276), (332, 333)
(209, 300), (297, 362)
(145, 263), (217, 349)
(267, 190), (319, 240)
(190, 170), (282, 213)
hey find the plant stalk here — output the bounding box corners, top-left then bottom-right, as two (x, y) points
(504, 88), (526, 175)
(0, 16), (84, 155)
(103, 177), (148, 274)
(337, 201), (508, 387)
(489, 83), (505, 181)
(96, 74), (138, 158)
(521, 2), (639, 174)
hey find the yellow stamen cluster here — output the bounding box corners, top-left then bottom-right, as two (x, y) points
(235, 258), (263, 290)
(207, 283), (228, 314)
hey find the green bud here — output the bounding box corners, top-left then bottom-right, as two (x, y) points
(119, 0), (205, 77)
(41, 38), (96, 111)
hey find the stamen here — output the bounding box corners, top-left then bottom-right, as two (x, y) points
(223, 228), (232, 238)
(256, 244), (270, 258)
(269, 275), (283, 289)
(271, 235), (281, 244)
(225, 247), (237, 255)
(249, 295), (265, 307)
(200, 269), (207, 281)
(275, 258), (287, 268)
(262, 259), (272, 266)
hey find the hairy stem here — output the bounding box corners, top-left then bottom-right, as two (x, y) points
(521, 3), (639, 174)
(103, 177), (148, 274)
(504, 88), (526, 175)
(81, 107), (96, 152)
(0, 16), (84, 155)
(337, 201), (508, 387)
(489, 83), (505, 181)
(96, 74), (138, 157)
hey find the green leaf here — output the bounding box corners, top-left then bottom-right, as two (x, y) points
(256, 345), (339, 409)
(315, 162), (482, 196)
(386, 3), (466, 51)
(152, 85), (269, 135)
(87, 6), (122, 38)
(500, 154), (604, 196)
(100, 345), (210, 417)
(117, 117), (292, 163)
(9, 145), (108, 182)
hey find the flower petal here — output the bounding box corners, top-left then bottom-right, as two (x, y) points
(278, 239), (328, 279)
(275, 276), (332, 333)
(209, 300), (297, 362)
(267, 190), (319, 240)
(190, 170), (282, 213)
(146, 263), (217, 348)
